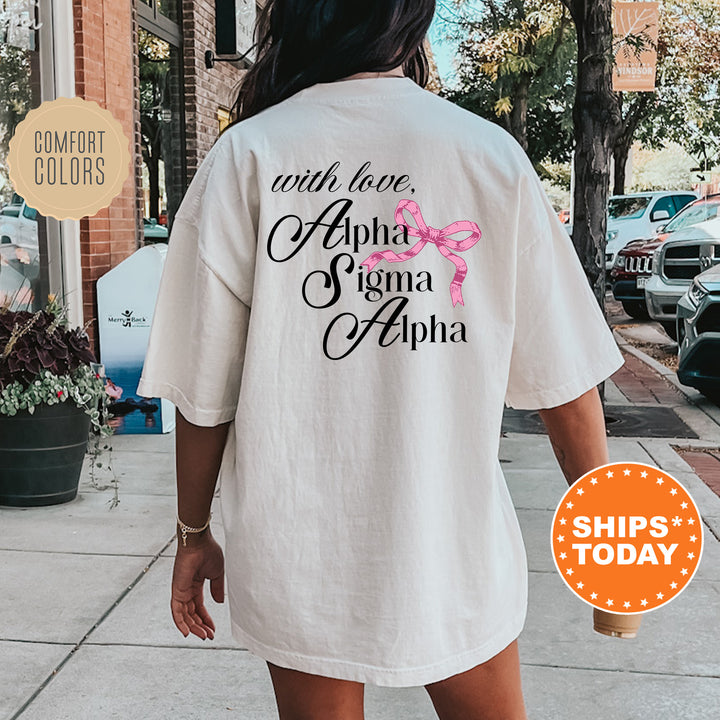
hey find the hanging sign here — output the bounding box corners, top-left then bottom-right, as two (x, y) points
(215, 0), (256, 61)
(612, 2), (660, 92)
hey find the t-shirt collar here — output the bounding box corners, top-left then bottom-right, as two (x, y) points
(288, 76), (424, 103)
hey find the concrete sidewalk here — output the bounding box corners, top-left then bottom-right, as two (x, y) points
(1, 376), (719, 719)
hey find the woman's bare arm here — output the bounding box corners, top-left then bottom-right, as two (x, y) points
(175, 409), (231, 539)
(169, 409), (231, 640)
(537, 386), (609, 485)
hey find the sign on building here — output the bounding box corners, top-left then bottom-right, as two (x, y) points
(215, 0), (256, 62)
(612, 2), (659, 92)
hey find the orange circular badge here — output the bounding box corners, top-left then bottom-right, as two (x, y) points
(7, 97), (131, 220)
(551, 462), (703, 613)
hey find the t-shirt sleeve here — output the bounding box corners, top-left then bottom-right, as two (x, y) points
(137, 130), (257, 426)
(504, 166), (624, 410)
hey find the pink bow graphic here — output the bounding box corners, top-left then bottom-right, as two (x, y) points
(360, 199), (482, 307)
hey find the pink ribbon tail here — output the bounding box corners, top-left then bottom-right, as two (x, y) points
(437, 245), (468, 307)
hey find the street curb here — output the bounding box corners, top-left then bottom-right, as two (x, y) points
(613, 329), (720, 431)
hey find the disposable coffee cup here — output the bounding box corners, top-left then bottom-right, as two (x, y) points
(593, 608), (643, 638)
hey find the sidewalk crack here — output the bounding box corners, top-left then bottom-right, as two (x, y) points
(8, 533), (177, 720)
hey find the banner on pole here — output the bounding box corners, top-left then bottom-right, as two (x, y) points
(612, 2), (659, 92)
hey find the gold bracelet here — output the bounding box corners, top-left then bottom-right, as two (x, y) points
(176, 512), (212, 547)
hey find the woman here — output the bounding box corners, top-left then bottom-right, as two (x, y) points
(139, 1), (623, 718)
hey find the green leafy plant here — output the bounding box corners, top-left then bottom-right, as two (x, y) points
(0, 294), (118, 506)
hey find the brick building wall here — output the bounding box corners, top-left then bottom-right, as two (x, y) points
(181, 0), (248, 178)
(71, 0), (247, 349)
(73, 0), (139, 347)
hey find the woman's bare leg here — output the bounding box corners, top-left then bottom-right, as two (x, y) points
(424, 640), (527, 720)
(267, 662), (365, 720)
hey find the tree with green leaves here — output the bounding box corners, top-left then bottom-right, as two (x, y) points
(612, 0), (720, 194)
(438, 0), (576, 162)
(0, 41), (32, 203)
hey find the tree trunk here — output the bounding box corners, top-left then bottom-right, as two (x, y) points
(508, 77), (530, 152)
(611, 93), (652, 196)
(613, 140), (631, 196)
(565, 0), (620, 310)
(146, 149), (160, 223)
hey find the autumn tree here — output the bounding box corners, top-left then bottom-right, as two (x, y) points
(612, 0), (720, 194)
(439, 0), (575, 159)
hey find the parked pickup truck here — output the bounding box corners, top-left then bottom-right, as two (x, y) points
(610, 195), (720, 320)
(645, 216), (720, 340)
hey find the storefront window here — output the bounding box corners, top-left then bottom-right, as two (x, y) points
(0, 0), (49, 311)
(155, 0), (178, 23)
(138, 26), (184, 239)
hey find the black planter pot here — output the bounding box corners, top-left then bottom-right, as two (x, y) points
(0, 402), (91, 507)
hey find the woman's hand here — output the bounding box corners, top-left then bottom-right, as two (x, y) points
(170, 531), (225, 640)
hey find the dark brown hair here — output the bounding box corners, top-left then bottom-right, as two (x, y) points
(231, 0), (435, 122)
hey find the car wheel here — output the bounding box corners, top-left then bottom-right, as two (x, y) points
(660, 321), (678, 342)
(621, 299), (650, 320)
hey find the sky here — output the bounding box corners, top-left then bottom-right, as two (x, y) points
(428, 6), (460, 89)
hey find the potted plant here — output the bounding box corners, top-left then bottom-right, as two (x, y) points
(0, 295), (113, 507)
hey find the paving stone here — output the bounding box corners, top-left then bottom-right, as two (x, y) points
(79, 450), (176, 497)
(0, 491), (176, 555)
(521, 570), (720, 678)
(499, 434), (557, 469)
(0, 551), (150, 644)
(16, 644), (274, 720)
(604, 378), (631, 406)
(15, 644), (438, 720)
(611, 350), (686, 407)
(504, 468), (568, 511)
(607, 439), (657, 464)
(516, 508), (556, 573)
(521, 663), (720, 720)
(677, 449), (720, 498)
(0, 640), (72, 720)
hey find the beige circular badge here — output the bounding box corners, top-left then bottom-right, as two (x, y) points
(7, 97), (131, 220)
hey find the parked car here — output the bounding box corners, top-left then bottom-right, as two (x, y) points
(676, 263), (720, 400)
(142, 218), (169, 242)
(605, 190), (698, 270)
(0, 194), (40, 306)
(610, 238), (658, 319)
(610, 195), (720, 319)
(0, 194), (39, 250)
(645, 215), (720, 340)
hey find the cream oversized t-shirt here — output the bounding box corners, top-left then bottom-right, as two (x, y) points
(138, 76), (624, 686)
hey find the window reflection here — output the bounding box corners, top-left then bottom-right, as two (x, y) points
(139, 27), (184, 241)
(0, 9), (48, 311)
